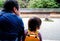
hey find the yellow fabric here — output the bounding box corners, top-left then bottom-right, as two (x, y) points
(25, 36), (40, 41)
(28, 30), (38, 35)
(25, 30), (40, 41)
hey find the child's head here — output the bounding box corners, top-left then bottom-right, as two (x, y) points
(28, 17), (42, 31)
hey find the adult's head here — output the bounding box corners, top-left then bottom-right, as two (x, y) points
(3, 0), (20, 16)
(28, 17), (42, 31)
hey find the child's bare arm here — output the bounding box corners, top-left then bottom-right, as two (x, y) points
(38, 33), (42, 41)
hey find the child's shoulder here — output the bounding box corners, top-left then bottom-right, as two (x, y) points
(24, 29), (28, 34)
(38, 32), (42, 41)
(38, 32), (41, 35)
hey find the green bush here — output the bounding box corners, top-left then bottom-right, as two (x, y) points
(0, 0), (59, 8)
(28, 0), (59, 8)
(18, 0), (26, 8)
(0, 0), (5, 8)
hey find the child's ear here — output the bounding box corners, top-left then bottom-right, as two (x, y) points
(37, 26), (40, 30)
(36, 27), (40, 30)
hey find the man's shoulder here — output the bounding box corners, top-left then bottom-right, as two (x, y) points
(0, 11), (18, 19)
(0, 11), (23, 24)
(0, 11), (20, 22)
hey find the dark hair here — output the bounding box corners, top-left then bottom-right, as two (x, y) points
(3, 0), (19, 12)
(28, 17), (42, 31)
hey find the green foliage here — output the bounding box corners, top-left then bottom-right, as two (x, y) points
(28, 0), (59, 8)
(26, 0), (30, 3)
(0, 0), (5, 8)
(18, 0), (26, 8)
(0, 0), (60, 8)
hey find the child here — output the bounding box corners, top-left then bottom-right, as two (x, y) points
(25, 17), (42, 41)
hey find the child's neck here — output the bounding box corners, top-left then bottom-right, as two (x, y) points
(29, 30), (38, 33)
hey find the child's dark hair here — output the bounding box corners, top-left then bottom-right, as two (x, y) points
(28, 17), (42, 31)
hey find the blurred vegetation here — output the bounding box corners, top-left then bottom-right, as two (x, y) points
(18, 0), (26, 8)
(0, 0), (5, 8)
(18, 0), (30, 8)
(28, 0), (59, 8)
(0, 0), (60, 8)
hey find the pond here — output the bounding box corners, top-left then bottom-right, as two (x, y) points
(22, 18), (60, 41)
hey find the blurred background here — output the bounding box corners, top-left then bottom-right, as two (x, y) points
(0, 0), (60, 41)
